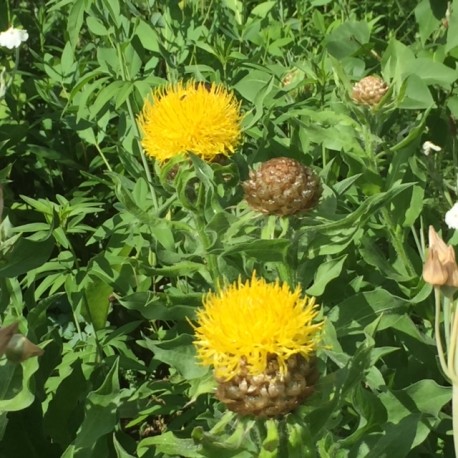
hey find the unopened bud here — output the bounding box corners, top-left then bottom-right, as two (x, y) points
(5, 334), (44, 363)
(351, 76), (388, 107)
(423, 226), (458, 288)
(0, 322), (18, 355)
(423, 248), (451, 286)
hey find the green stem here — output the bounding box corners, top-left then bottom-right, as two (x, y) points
(452, 130), (458, 198)
(447, 301), (457, 375)
(434, 289), (458, 455)
(449, 299), (458, 385)
(193, 183), (221, 288)
(453, 299), (458, 457)
(95, 143), (112, 172)
(410, 224), (424, 260)
(453, 384), (458, 458)
(434, 287), (452, 381)
(194, 211), (220, 288)
(444, 296), (452, 352)
(361, 121), (416, 277)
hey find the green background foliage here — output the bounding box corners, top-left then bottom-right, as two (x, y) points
(1, 0), (458, 456)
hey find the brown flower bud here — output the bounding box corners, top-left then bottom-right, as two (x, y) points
(5, 334), (44, 363)
(351, 76), (388, 107)
(243, 157), (321, 216)
(423, 226), (458, 287)
(0, 322), (18, 355)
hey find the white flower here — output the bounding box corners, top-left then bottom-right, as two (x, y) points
(422, 141), (442, 156)
(0, 27), (28, 49)
(445, 203), (458, 230)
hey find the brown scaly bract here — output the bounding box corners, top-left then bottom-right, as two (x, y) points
(243, 157), (321, 216)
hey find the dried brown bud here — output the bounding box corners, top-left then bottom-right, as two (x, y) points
(5, 334), (44, 363)
(0, 322), (18, 355)
(423, 226), (458, 288)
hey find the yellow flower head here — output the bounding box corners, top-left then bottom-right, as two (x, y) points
(193, 274), (323, 381)
(137, 81), (242, 163)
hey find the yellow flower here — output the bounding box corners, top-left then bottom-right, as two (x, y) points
(137, 81), (242, 163)
(193, 274), (323, 381)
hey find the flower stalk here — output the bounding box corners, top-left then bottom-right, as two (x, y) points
(423, 226), (458, 455)
(351, 76), (416, 278)
(0, 322), (43, 363)
(192, 204), (221, 287)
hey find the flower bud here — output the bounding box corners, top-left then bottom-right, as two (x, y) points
(423, 248), (449, 286)
(351, 76), (388, 107)
(5, 334), (44, 363)
(0, 322), (18, 355)
(243, 157), (321, 216)
(423, 226), (458, 288)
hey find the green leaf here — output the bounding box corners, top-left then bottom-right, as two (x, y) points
(223, 239), (290, 263)
(67, 0), (88, 49)
(83, 277), (112, 331)
(0, 357), (40, 412)
(193, 419), (258, 456)
(260, 419), (279, 455)
(44, 360), (88, 447)
(0, 236), (55, 278)
(0, 163), (12, 183)
(82, 245), (132, 330)
(113, 434), (136, 458)
(328, 289), (409, 335)
(402, 379), (451, 416)
(296, 184), (414, 253)
(400, 185), (425, 227)
(359, 238), (409, 282)
(251, 1), (276, 18)
(414, 58), (458, 87)
(447, 95), (458, 118)
(142, 334), (207, 380)
(285, 420), (314, 458)
(114, 81), (135, 109)
(148, 261), (210, 279)
(399, 74), (435, 109)
(72, 359), (129, 452)
(138, 432), (202, 458)
(135, 20), (160, 52)
(445, 0), (458, 53)
(382, 39), (416, 83)
(119, 291), (199, 321)
(307, 343), (374, 440)
(372, 380), (451, 454)
(89, 81), (124, 119)
(86, 16), (109, 36)
(326, 21), (371, 59)
(414, 0), (442, 45)
(306, 255), (347, 296)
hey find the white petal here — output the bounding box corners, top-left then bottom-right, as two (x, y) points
(445, 203), (458, 230)
(0, 27), (28, 49)
(422, 141), (442, 156)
